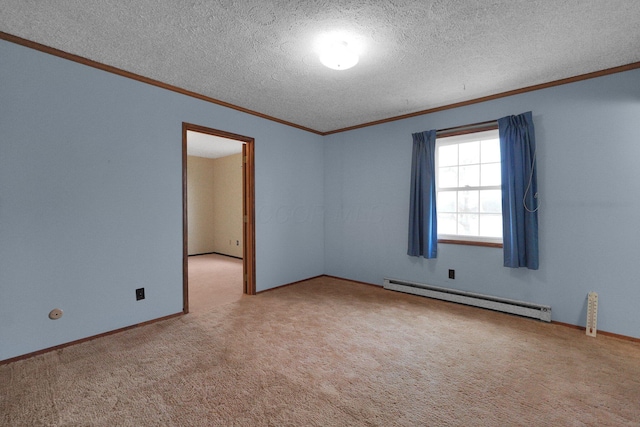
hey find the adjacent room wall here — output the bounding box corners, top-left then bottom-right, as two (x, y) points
(210, 153), (243, 258)
(187, 155), (217, 256)
(187, 153), (243, 258)
(323, 67), (640, 339)
(187, 154), (243, 258)
(0, 39), (325, 362)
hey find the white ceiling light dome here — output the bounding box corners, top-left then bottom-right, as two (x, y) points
(319, 40), (359, 70)
(316, 32), (364, 71)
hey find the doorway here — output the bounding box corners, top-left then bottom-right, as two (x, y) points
(182, 122), (255, 314)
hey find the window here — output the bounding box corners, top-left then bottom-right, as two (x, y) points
(436, 129), (502, 246)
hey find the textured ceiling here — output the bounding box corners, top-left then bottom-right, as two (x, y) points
(187, 131), (243, 159)
(2, 1), (640, 133)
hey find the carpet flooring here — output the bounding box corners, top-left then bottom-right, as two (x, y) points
(187, 253), (244, 312)
(2, 276), (640, 426)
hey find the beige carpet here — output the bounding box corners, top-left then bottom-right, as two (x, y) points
(2, 277), (640, 426)
(188, 253), (244, 312)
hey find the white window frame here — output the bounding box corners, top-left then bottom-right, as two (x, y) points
(435, 128), (503, 246)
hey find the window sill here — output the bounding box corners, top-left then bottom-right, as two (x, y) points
(438, 239), (503, 248)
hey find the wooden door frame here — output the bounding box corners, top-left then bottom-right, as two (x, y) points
(182, 122), (256, 314)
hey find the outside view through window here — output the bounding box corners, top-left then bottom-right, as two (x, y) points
(436, 129), (502, 243)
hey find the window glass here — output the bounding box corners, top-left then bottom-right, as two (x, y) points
(479, 190), (501, 213)
(459, 165), (480, 187)
(438, 191), (457, 213)
(459, 141), (480, 165)
(438, 144), (458, 167)
(458, 190), (479, 213)
(480, 163), (500, 186)
(481, 138), (500, 163)
(439, 166), (458, 188)
(436, 129), (502, 244)
(480, 214), (502, 238)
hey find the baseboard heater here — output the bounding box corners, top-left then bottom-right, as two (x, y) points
(383, 278), (551, 322)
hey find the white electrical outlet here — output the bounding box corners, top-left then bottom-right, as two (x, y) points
(586, 292), (598, 337)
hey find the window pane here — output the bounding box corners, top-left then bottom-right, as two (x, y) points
(481, 138), (500, 163)
(481, 162), (501, 186)
(438, 144), (458, 167)
(435, 129), (502, 244)
(459, 141), (479, 165)
(459, 165), (480, 187)
(480, 189), (502, 213)
(458, 190), (478, 213)
(458, 214), (479, 236)
(480, 214), (503, 238)
(438, 213), (457, 235)
(439, 166), (458, 188)
(438, 191), (457, 213)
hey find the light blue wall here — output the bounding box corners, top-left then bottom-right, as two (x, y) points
(324, 68), (640, 339)
(0, 39), (325, 361)
(2, 37), (639, 362)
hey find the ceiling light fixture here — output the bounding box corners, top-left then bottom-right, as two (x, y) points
(319, 40), (359, 71)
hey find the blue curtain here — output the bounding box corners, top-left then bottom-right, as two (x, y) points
(498, 111), (539, 269)
(408, 130), (438, 258)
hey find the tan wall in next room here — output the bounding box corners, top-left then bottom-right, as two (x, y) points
(210, 153), (243, 258)
(187, 154), (243, 257)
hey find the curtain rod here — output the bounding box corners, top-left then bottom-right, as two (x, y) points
(436, 119), (498, 136)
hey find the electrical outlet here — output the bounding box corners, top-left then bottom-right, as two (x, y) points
(136, 288), (145, 301)
(448, 269), (455, 279)
(236, 240), (239, 246)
